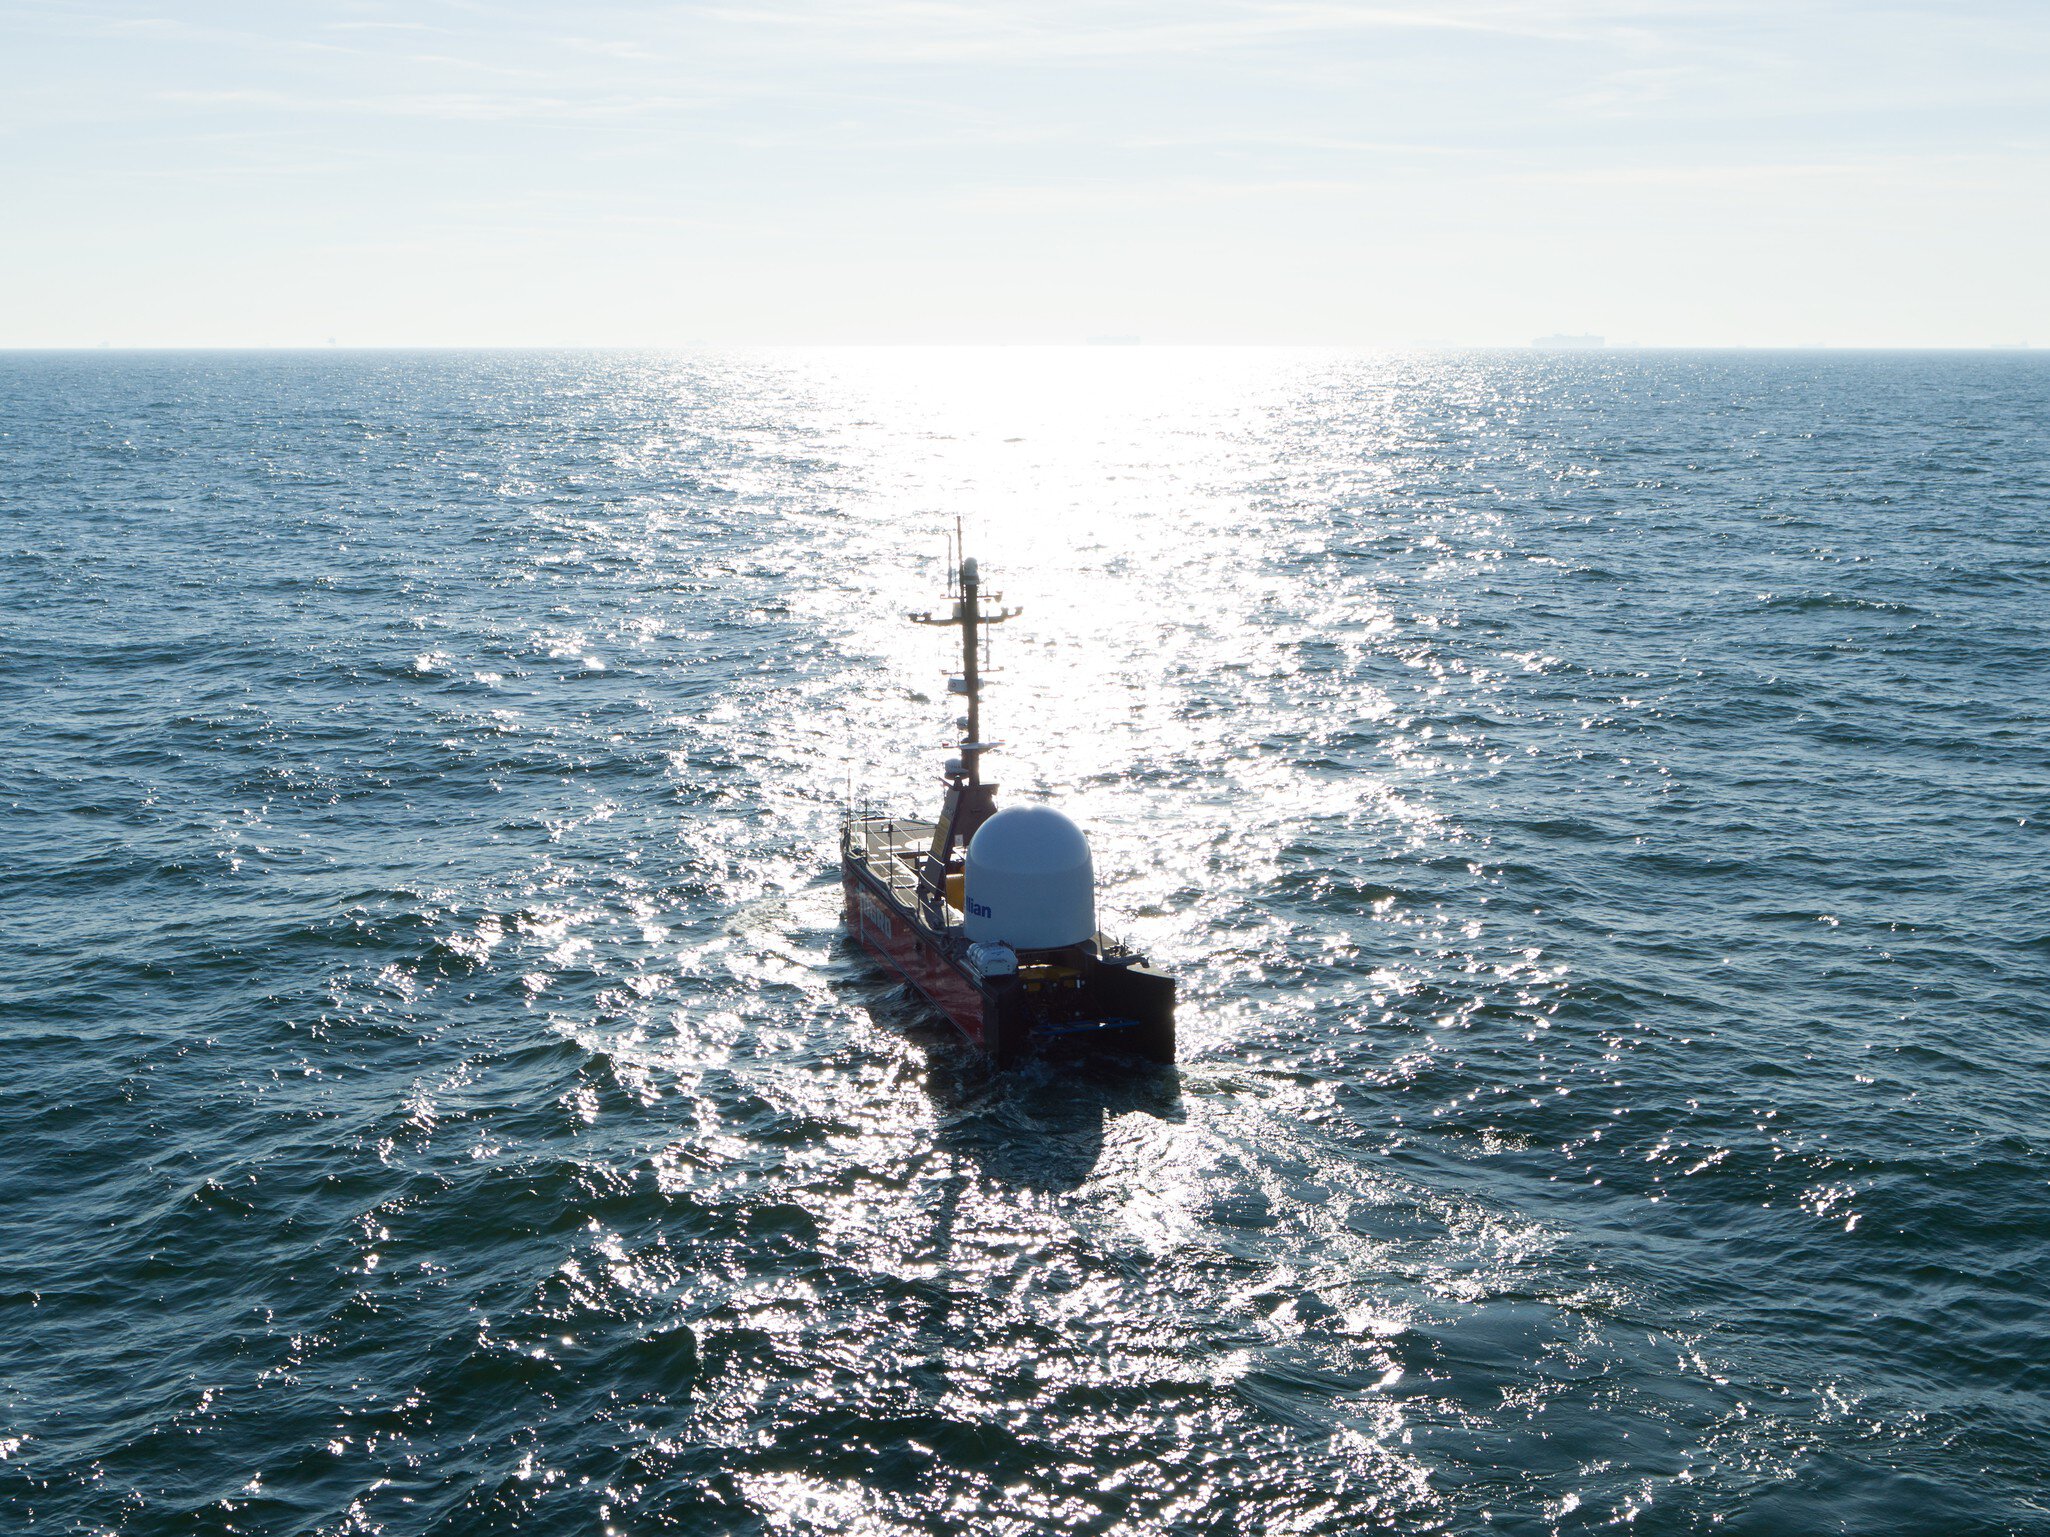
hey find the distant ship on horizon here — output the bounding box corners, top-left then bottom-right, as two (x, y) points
(1532, 333), (1605, 349)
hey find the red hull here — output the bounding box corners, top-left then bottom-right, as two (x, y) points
(842, 863), (987, 1045)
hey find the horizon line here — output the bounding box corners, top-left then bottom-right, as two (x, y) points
(0, 341), (2038, 355)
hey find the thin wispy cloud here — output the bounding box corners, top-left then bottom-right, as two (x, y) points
(1, 0), (2044, 345)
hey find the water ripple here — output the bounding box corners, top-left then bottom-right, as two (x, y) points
(2, 348), (2047, 1534)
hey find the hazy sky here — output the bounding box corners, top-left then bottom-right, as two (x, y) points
(2, 1), (2045, 347)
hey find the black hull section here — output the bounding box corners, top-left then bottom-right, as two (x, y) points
(1093, 961), (1176, 1065)
(980, 957), (1175, 1069)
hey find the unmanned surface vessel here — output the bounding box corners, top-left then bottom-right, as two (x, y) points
(839, 551), (1175, 1066)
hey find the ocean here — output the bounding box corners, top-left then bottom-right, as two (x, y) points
(2, 347), (2046, 1535)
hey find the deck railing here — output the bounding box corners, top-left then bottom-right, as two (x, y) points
(846, 815), (945, 918)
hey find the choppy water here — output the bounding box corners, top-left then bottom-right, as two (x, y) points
(3, 348), (2047, 1536)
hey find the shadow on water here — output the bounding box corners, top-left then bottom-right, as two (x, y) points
(830, 929), (1185, 1195)
(924, 1051), (1185, 1195)
(817, 933), (1191, 1487)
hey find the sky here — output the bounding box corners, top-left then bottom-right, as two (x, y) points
(1, 1), (2045, 348)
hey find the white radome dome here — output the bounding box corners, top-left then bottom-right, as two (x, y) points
(963, 805), (1096, 951)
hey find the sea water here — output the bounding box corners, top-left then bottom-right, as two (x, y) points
(2, 348), (2046, 1534)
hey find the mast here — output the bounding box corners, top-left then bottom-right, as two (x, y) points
(909, 545), (1019, 891)
(959, 557), (985, 785)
